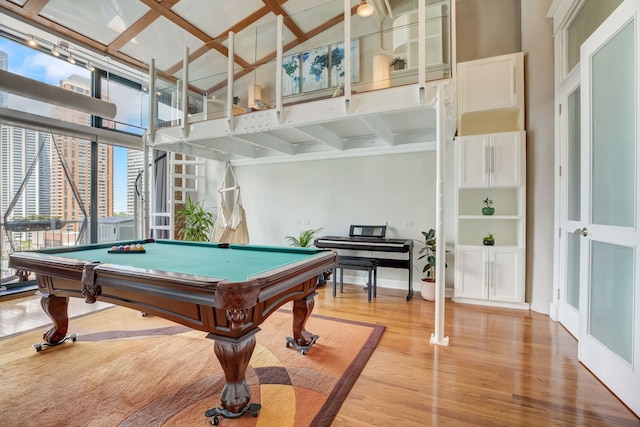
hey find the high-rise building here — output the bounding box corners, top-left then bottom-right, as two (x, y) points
(127, 150), (145, 215)
(0, 50), (7, 108)
(0, 49), (52, 222)
(49, 74), (114, 224)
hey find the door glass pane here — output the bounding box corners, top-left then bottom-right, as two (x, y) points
(567, 87), (581, 221)
(589, 241), (633, 363)
(566, 232), (580, 309)
(591, 22), (635, 227)
(567, 0), (623, 71)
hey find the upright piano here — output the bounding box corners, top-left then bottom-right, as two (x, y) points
(314, 225), (414, 300)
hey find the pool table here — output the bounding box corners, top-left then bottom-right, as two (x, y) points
(9, 239), (336, 422)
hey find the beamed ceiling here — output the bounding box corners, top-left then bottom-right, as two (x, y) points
(0, 0), (451, 161)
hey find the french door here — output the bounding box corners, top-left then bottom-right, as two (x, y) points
(557, 68), (581, 338)
(578, 0), (639, 415)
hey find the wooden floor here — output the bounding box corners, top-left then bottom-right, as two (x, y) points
(1, 286), (639, 426)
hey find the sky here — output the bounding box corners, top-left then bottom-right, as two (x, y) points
(1, 38), (134, 214)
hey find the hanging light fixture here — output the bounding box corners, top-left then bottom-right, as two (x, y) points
(67, 54), (76, 65)
(27, 36), (38, 47)
(357, 0), (374, 17)
(85, 61), (95, 72)
(51, 45), (60, 57)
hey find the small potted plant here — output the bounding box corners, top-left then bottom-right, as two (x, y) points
(285, 228), (329, 285)
(390, 57), (407, 70)
(285, 228), (322, 248)
(483, 233), (495, 246)
(482, 198), (495, 215)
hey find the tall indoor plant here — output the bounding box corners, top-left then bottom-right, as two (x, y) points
(418, 228), (446, 301)
(177, 196), (215, 242)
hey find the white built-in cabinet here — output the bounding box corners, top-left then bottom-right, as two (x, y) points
(456, 52), (525, 136)
(454, 131), (528, 309)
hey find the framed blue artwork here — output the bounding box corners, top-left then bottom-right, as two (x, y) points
(282, 53), (301, 96)
(302, 46), (329, 93)
(331, 39), (360, 87)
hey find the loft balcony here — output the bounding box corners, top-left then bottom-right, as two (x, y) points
(150, 0), (453, 163)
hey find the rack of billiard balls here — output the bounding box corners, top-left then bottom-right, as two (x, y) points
(108, 243), (146, 253)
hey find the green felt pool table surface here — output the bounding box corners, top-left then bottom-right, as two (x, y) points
(39, 239), (325, 283)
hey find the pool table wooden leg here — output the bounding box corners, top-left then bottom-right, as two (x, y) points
(213, 332), (257, 414)
(290, 293), (319, 350)
(40, 293), (70, 344)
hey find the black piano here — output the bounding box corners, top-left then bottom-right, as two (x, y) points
(314, 225), (414, 300)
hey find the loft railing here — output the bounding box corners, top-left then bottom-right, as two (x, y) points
(151, 0), (451, 131)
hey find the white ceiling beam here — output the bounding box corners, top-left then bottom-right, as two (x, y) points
(295, 124), (344, 151)
(228, 134), (296, 155)
(361, 116), (395, 145)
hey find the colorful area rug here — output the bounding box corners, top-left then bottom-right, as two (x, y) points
(0, 306), (384, 426)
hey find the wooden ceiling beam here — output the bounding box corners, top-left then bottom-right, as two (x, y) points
(138, 0), (251, 70)
(262, 0), (306, 41)
(108, 10), (161, 51)
(22, 0), (48, 15)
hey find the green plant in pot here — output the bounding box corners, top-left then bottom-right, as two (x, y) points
(390, 57), (406, 70)
(483, 233), (495, 246)
(482, 197), (495, 215)
(285, 228), (329, 286)
(285, 228), (322, 248)
(177, 196), (215, 242)
(418, 228), (446, 301)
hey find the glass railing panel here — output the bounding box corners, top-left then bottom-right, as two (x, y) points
(101, 73), (149, 135)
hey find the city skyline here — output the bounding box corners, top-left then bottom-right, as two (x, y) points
(0, 40), (130, 214)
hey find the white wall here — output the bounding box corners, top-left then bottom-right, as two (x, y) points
(204, 149), (456, 291)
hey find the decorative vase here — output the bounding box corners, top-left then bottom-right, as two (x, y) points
(483, 239), (495, 246)
(420, 278), (436, 301)
(482, 207), (495, 215)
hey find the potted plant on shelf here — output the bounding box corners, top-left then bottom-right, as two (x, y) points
(483, 233), (495, 246)
(390, 57), (407, 71)
(482, 198), (495, 215)
(418, 228), (446, 301)
(177, 196), (215, 242)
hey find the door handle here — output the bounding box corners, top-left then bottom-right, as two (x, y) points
(574, 227), (588, 237)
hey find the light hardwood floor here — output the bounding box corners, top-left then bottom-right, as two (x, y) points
(1, 286), (639, 426)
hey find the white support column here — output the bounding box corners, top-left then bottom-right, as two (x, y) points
(276, 15), (283, 123)
(430, 82), (449, 347)
(227, 31), (235, 131)
(418, 0), (426, 103)
(143, 131), (150, 239)
(145, 58), (155, 239)
(343, 0), (351, 113)
(181, 47), (189, 137)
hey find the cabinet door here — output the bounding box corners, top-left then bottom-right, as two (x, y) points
(457, 135), (489, 187)
(489, 248), (523, 303)
(490, 132), (523, 187)
(455, 248), (488, 299)
(458, 53), (520, 113)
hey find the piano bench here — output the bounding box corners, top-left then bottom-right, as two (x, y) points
(334, 256), (378, 302)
